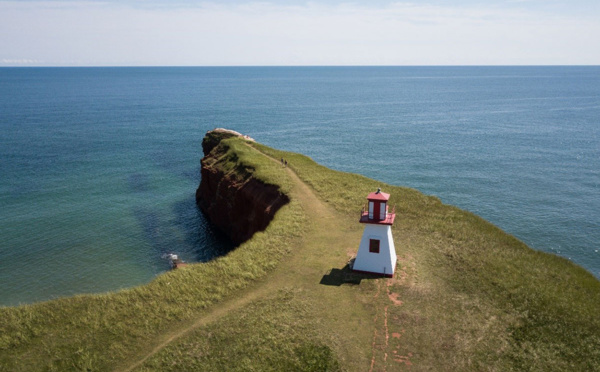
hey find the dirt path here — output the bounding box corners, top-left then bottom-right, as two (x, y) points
(119, 146), (413, 371)
(119, 148), (346, 372)
(120, 281), (270, 372)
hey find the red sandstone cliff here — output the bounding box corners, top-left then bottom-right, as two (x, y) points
(196, 129), (289, 245)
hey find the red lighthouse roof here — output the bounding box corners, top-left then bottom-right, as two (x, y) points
(360, 188), (395, 225)
(367, 189), (390, 201)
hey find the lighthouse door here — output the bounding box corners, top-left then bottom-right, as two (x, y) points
(372, 201), (381, 221)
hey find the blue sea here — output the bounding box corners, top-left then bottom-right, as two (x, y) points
(1, 66), (599, 306)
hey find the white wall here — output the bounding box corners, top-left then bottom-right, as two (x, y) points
(353, 224), (397, 276)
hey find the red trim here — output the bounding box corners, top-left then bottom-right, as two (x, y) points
(352, 269), (394, 278)
(373, 202), (381, 221)
(359, 212), (395, 225)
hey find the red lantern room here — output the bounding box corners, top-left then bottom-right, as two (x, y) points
(360, 188), (395, 225)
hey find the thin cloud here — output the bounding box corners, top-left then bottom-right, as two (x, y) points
(0, 1), (598, 66)
(1, 58), (42, 64)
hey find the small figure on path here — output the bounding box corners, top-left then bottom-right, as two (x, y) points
(284, 160), (288, 168)
(281, 158), (284, 167)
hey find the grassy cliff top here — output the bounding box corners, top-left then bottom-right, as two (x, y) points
(1, 133), (599, 371)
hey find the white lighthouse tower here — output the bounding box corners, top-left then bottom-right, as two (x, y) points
(353, 188), (397, 277)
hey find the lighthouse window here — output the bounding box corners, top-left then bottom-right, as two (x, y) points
(369, 239), (380, 253)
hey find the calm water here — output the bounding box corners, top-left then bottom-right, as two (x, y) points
(1, 66), (599, 306)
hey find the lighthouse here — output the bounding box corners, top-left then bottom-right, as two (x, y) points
(353, 188), (397, 277)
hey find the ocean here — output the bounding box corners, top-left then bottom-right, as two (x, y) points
(1, 66), (599, 306)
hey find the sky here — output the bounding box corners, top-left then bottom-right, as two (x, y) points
(0, 0), (599, 66)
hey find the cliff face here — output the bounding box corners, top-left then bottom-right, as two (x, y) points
(196, 129), (289, 245)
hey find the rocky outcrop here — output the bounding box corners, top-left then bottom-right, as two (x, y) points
(201, 128), (255, 155)
(196, 129), (288, 245)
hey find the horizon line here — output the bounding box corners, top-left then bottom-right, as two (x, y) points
(2, 64), (600, 68)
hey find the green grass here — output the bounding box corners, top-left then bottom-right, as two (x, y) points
(2, 133), (599, 371)
(252, 142), (600, 371)
(0, 136), (305, 371)
(136, 288), (341, 372)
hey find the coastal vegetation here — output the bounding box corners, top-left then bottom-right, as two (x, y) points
(1, 132), (599, 371)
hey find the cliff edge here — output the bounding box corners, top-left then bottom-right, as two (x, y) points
(196, 129), (289, 245)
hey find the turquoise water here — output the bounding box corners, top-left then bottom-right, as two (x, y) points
(1, 66), (599, 306)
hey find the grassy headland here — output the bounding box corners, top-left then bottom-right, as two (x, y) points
(1, 134), (599, 371)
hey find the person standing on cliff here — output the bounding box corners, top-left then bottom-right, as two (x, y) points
(281, 158), (284, 167)
(284, 160), (287, 168)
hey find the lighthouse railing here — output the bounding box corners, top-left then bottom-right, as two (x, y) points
(360, 204), (396, 222)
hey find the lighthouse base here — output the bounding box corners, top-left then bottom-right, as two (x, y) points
(353, 224), (397, 277)
(351, 268), (394, 278)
